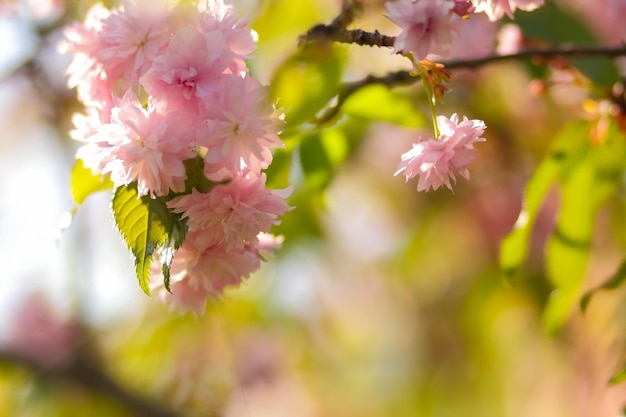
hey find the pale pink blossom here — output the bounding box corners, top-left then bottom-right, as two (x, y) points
(88, 92), (195, 196)
(385, 0), (463, 59)
(61, 3), (114, 112)
(395, 114), (486, 191)
(74, 108), (116, 174)
(200, 1), (257, 74)
(168, 172), (293, 249)
(152, 238), (266, 312)
(497, 23), (523, 55)
(473, 0), (544, 21)
(5, 294), (79, 368)
(140, 26), (232, 113)
(200, 74), (284, 180)
(98, 0), (173, 89)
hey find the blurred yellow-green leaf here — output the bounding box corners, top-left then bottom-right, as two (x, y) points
(342, 84), (426, 127)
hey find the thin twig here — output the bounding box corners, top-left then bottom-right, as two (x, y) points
(316, 43), (626, 125)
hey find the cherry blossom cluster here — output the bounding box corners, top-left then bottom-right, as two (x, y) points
(384, 0), (543, 191)
(395, 114), (486, 191)
(385, 0), (545, 59)
(61, 0), (292, 313)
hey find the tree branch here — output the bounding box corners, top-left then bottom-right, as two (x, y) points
(315, 43), (626, 125)
(299, 0), (395, 48)
(0, 349), (184, 417)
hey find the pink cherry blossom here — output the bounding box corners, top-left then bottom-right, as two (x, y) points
(385, 0), (463, 59)
(5, 294), (79, 368)
(60, 3), (115, 112)
(168, 172), (293, 250)
(200, 74), (284, 181)
(140, 25), (232, 113)
(152, 238), (266, 312)
(395, 114), (486, 191)
(74, 108), (117, 175)
(87, 92), (195, 197)
(98, 0), (173, 90)
(200, 1), (258, 74)
(473, 0), (544, 21)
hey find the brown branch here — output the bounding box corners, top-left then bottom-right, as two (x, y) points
(299, 0), (396, 48)
(300, 26), (395, 48)
(315, 43), (626, 125)
(0, 349), (184, 417)
(443, 43), (626, 70)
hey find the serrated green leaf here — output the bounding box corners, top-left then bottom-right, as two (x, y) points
(70, 159), (113, 206)
(499, 121), (589, 278)
(112, 184), (188, 296)
(154, 197), (187, 293)
(342, 84), (425, 127)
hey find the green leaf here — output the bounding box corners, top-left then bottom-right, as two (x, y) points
(299, 133), (333, 189)
(580, 259), (626, 313)
(70, 159), (113, 206)
(112, 184), (187, 295)
(341, 84), (425, 127)
(542, 159), (596, 333)
(610, 366), (626, 385)
(542, 121), (623, 332)
(182, 157), (213, 194)
(499, 121), (589, 278)
(271, 44), (345, 126)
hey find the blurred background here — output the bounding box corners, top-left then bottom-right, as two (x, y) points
(1, 0), (626, 416)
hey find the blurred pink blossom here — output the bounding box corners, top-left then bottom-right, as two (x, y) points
(395, 113), (486, 191)
(473, 0), (544, 21)
(5, 294), (79, 368)
(385, 0), (463, 59)
(496, 23), (524, 55)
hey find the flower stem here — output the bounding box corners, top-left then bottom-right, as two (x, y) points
(417, 64), (440, 138)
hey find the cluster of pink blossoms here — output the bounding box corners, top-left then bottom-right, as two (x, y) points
(61, 0), (292, 313)
(384, 0), (543, 191)
(385, 0), (544, 59)
(395, 114), (486, 192)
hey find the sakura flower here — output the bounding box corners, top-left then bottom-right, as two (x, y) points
(395, 114), (486, 191)
(200, 1), (258, 74)
(60, 3), (114, 112)
(152, 238), (267, 312)
(168, 172), (293, 250)
(385, 0), (463, 59)
(5, 294), (79, 368)
(496, 23), (523, 55)
(74, 108), (117, 174)
(140, 26), (232, 113)
(473, 0), (544, 21)
(87, 92), (195, 196)
(98, 0), (173, 89)
(200, 74), (284, 180)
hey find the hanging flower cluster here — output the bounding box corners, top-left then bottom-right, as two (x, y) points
(383, 0), (544, 192)
(395, 114), (486, 191)
(61, 0), (292, 313)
